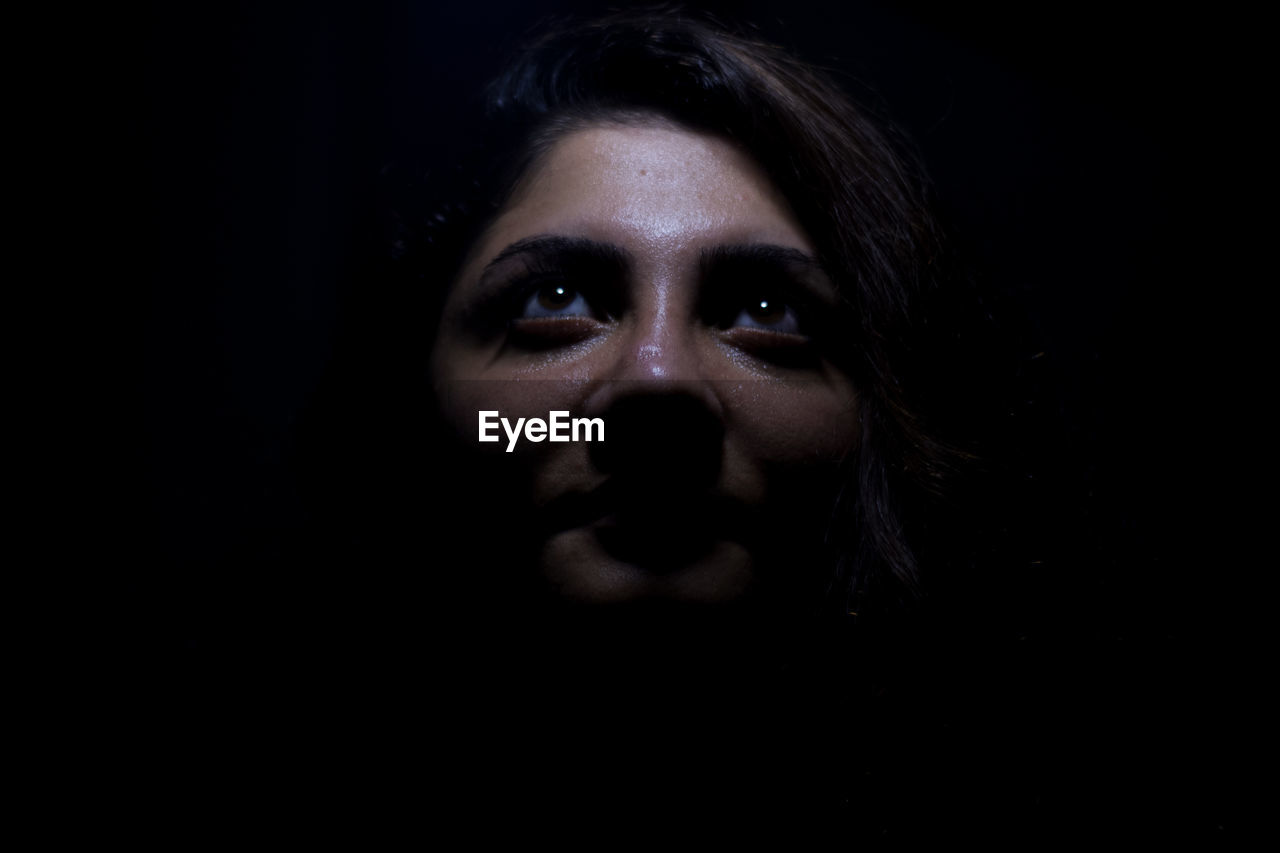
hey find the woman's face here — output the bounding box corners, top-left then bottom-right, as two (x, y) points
(430, 120), (858, 605)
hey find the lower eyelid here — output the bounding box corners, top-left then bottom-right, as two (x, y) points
(509, 315), (608, 346)
(721, 326), (811, 345)
(720, 326), (823, 371)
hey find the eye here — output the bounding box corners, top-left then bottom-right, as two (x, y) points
(506, 278), (609, 350)
(728, 294), (802, 335)
(518, 281), (594, 319)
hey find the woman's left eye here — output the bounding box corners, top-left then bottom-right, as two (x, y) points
(518, 282), (594, 319)
(728, 295), (801, 334)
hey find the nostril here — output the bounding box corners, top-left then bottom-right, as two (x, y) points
(589, 392), (723, 490)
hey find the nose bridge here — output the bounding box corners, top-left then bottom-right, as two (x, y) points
(582, 272), (722, 421)
(625, 285), (695, 382)
(585, 281), (726, 482)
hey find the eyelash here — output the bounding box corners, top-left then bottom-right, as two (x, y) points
(711, 289), (805, 336)
(504, 255), (615, 322)
(509, 277), (806, 330)
(516, 278), (598, 320)
(498, 264), (821, 367)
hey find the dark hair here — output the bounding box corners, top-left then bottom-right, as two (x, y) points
(381, 9), (966, 621)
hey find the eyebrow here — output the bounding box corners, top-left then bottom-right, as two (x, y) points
(478, 235), (631, 285)
(699, 243), (836, 299)
(699, 243), (824, 270)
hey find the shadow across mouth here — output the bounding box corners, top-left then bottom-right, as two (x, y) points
(593, 513), (720, 571)
(537, 479), (762, 573)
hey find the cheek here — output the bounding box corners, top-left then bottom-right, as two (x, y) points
(717, 378), (858, 503)
(433, 372), (601, 507)
(723, 379), (859, 462)
(434, 377), (590, 450)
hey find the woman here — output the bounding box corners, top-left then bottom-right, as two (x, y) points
(294, 7), (1012, 830)
(383, 10), (965, 632)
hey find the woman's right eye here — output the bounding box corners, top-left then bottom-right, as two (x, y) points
(505, 279), (609, 349)
(517, 282), (594, 319)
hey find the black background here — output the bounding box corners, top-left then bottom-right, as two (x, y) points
(138, 0), (1245, 840)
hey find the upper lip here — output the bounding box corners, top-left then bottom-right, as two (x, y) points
(537, 479), (761, 571)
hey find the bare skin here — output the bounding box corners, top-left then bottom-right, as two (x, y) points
(430, 119), (859, 604)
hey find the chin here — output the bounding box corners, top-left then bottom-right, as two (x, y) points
(538, 527), (757, 605)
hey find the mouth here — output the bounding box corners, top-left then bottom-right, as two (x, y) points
(536, 480), (759, 572)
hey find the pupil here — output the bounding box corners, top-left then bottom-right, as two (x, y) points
(539, 284), (573, 310)
(750, 298), (784, 322)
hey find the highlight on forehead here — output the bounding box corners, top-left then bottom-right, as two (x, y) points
(454, 109), (799, 289)
(450, 111), (685, 285)
(506, 109), (703, 203)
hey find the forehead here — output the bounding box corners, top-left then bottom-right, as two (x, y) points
(463, 122), (814, 274)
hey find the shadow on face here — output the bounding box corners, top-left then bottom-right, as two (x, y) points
(430, 118), (859, 612)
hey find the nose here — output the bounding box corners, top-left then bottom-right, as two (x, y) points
(601, 290), (707, 385)
(583, 309), (724, 487)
